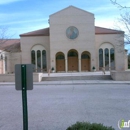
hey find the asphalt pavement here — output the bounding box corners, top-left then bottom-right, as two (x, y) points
(0, 84), (130, 130)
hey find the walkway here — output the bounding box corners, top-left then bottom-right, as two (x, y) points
(43, 71), (110, 77)
(0, 71), (130, 85)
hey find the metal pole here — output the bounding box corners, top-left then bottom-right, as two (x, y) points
(21, 65), (28, 130)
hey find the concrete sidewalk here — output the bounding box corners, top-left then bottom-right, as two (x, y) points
(0, 80), (130, 85)
(0, 71), (130, 85)
(43, 71), (110, 77)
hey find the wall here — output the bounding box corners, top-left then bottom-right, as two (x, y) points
(95, 33), (125, 71)
(0, 73), (43, 82)
(8, 52), (21, 73)
(49, 6), (96, 71)
(0, 60), (3, 74)
(111, 70), (130, 81)
(20, 36), (50, 71)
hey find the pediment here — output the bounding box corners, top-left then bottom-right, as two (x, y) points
(50, 6), (94, 17)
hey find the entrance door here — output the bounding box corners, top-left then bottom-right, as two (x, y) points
(68, 57), (78, 71)
(56, 52), (65, 72)
(68, 50), (78, 71)
(56, 59), (65, 72)
(81, 52), (90, 71)
(81, 59), (90, 71)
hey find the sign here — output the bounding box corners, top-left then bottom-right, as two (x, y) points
(15, 64), (33, 130)
(15, 64), (33, 90)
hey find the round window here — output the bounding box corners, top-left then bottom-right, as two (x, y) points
(66, 26), (79, 39)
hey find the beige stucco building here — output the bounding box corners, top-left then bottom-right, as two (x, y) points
(0, 6), (128, 74)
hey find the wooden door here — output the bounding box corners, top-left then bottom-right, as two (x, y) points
(56, 59), (65, 72)
(68, 57), (78, 71)
(81, 59), (90, 71)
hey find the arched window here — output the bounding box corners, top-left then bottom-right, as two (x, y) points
(42, 50), (47, 71)
(99, 42), (115, 70)
(56, 54), (65, 59)
(99, 49), (103, 68)
(5, 56), (7, 72)
(31, 45), (47, 72)
(68, 51), (78, 57)
(31, 50), (35, 71)
(105, 48), (109, 70)
(31, 50), (35, 64)
(81, 53), (90, 59)
(110, 48), (115, 70)
(37, 50), (41, 72)
(1, 55), (3, 59)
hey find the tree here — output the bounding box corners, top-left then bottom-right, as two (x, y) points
(0, 27), (19, 52)
(110, 0), (130, 9)
(0, 27), (9, 45)
(0, 27), (20, 74)
(119, 12), (130, 45)
(110, 0), (130, 45)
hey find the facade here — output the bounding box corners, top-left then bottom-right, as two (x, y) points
(0, 6), (128, 74)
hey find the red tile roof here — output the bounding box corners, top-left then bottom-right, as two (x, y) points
(20, 27), (49, 37)
(95, 26), (124, 34)
(0, 39), (21, 52)
(20, 26), (124, 37)
(0, 26), (124, 53)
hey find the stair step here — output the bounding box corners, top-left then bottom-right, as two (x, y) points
(42, 75), (112, 81)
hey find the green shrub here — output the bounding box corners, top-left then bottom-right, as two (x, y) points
(92, 66), (95, 70)
(66, 122), (115, 130)
(51, 67), (54, 70)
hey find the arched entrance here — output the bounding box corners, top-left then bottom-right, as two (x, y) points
(81, 51), (90, 71)
(68, 49), (78, 71)
(56, 52), (65, 72)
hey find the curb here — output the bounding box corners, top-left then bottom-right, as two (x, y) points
(0, 82), (130, 85)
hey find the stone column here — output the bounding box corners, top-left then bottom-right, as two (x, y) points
(78, 58), (81, 72)
(65, 59), (68, 72)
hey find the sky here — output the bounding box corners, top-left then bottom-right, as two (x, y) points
(0, 0), (130, 39)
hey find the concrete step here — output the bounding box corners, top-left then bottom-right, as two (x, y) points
(42, 75), (112, 81)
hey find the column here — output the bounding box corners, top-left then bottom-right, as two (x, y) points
(65, 59), (68, 72)
(78, 58), (81, 72)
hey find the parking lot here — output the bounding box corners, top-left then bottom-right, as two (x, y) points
(0, 84), (130, 130)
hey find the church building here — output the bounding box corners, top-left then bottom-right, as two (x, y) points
(0, 6), (128, 74)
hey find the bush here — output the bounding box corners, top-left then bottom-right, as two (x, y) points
(51, 67), (54, 70)
(66, 122), (115, 130)
(92, 66), (95, 70)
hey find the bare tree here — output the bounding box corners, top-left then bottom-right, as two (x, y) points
(110, 0), (130, 46)
(110, 0), (130, 9)
(119, 12), (130, 45)
(0, 27), (20, 53)
(0, 27), (20, 74)
(0, 27), (9, 46)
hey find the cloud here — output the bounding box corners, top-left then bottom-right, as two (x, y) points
(0, 18), (48, 25)
(0, 0), (23, 5)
